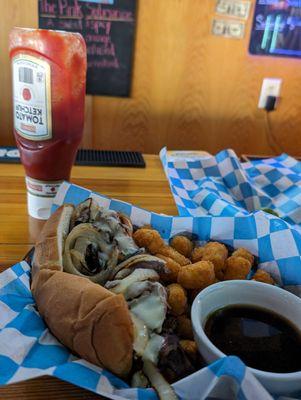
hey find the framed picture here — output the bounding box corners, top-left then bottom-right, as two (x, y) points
(249, 0), (301, 59)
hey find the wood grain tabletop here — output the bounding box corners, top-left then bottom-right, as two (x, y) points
(0, 154), (178, 400)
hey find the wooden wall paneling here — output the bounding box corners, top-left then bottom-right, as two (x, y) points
(92, 0), (196, 153)
(91, 0), (155, 151)
(1, 0), (301, 155)
(92, 0), (301, 156)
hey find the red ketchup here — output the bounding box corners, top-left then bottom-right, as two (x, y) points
(9, 28), (87, 219)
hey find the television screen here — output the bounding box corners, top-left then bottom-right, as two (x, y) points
(249, 0), (301, 58)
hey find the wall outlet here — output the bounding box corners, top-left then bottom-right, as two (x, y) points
(258, 78), (282, 109)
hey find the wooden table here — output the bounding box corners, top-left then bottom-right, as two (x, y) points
(0, 155), (178, 399)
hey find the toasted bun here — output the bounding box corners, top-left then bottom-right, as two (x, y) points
(31, 204), (134, 377)
(32, 204), (74, 276)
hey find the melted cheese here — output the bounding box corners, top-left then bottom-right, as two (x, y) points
(131, 313), (149, 356)
(130, 290), (166, 331)
(131, 314), (164, 364)
(107, 268), (159, 294)
(142, 334), (165, 365)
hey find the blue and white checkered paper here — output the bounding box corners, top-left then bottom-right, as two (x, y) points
(160, 148), (301, 227)
(1, 182), (301, 399)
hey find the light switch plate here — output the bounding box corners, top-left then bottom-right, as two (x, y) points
(258, 78), (282, 109)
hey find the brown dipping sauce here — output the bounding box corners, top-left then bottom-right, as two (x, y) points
(204, 305), (301, 373)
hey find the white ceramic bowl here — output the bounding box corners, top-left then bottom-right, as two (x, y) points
(191, 280), (301, 395)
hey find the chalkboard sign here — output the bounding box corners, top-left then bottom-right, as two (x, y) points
(39, 0), (137, 96)
(249, 0), (301, 59)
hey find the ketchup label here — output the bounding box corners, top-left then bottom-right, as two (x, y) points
(26, 176), (62, 198)
(12, 54), (52, 141)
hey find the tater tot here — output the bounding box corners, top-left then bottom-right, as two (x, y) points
(133, 228), (165, 254)
(224, 256), (251, 280)
(191, 246), (204, 263)
(156, 254), (180, 283)
(232, 248), (254, 265)
(188, 277), (218, 302)
(167, 283), (187, 316)
(202, 242), (228, 280)
(180, 340), (198, 362)
(177, 261), (215, 289)
(177, 315), (194, 340)
(252, 270), (275, 285)
(158, 245), (191, 266)
(170, 236), (193, 258)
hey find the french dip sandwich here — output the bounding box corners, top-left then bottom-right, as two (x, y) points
(31, 199), (194, 399)
(31, 202), (134, 377)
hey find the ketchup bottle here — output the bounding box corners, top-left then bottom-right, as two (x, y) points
(9, 28), (87, 219)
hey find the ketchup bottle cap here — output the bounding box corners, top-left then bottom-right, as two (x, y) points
(27, 191), (54, 220)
